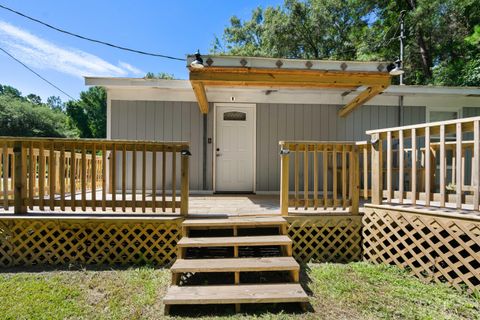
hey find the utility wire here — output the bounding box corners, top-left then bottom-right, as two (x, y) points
(0, 46), (76, 100)
(0, 3), (186, 61)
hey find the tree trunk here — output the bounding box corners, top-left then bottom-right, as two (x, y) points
(405, 0), (433, 80)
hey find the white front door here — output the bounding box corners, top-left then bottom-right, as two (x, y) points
(215, 104), (255, 192)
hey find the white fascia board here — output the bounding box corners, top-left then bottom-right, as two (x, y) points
(186, 55), (389, 73)
(384, 85), (480, 96)
(85, 77), (191, 89)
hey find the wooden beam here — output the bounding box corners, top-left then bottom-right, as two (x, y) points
(338, 86), (386, 117)
(190, 68), (391, 88)
(191, 81), (209, 114)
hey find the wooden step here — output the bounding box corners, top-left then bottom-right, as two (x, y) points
(171, 257), (299, 273)
(163, 283), (308, 305)
(182, 216), (287, 228)
(178, 235), (291, 248)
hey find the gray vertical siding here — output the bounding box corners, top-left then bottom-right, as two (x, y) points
(463, 107), (480, 118)
(111, 100), (426, 192)
(111, 100), (204, 190)
(255, 104), (426, 191)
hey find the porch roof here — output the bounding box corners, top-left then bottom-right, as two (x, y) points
(186, 55), (391, 117)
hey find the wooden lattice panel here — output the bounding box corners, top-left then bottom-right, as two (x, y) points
(363, 206), (480, 291)
(0, 217), (181, 267)
(286, 215), (362, 263)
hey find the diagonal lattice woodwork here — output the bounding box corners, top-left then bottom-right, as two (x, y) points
(286, 215), (362, 263)
(363, 206), (480, 292)
(0, 218), (181, 267)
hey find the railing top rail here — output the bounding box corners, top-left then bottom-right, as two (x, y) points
(365, 116), (480, 135)
(0, 137), (189, 147)
(279, 140), (358, 145)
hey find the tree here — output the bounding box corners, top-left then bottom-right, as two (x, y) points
(144, 72), (175, 79)
(66, 86), (107, 138)
(47, 96), (64, 111)
(0, 93), (75, 137)
(26, 93), (42, 105)
(216, 0), (480, 86)
(0, 84), (22, 98)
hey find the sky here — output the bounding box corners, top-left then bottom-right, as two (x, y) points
(0, 0), (283, 101)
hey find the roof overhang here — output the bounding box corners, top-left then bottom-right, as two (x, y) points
(186, 55), (391, 117)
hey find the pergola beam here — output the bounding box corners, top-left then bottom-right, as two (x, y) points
(188, 67), (391, 115)
(191, 81), (209, 114)
(190, 68), (390, 87)
(338, 85), (387, 117)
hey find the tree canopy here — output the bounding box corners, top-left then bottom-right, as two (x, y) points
(0, 91), (75, 137)
(214, 0), (480, 86)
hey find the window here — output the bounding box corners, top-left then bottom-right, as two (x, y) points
(223, 111), (246, 121)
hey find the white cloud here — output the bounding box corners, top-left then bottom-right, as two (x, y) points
(118, 61), (144, 76)
(0, 20), (142, 78)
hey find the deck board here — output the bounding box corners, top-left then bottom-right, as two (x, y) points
(178, 235), (291, 248)
(163, 283), (308, 305)
(171, 257), (298, 273)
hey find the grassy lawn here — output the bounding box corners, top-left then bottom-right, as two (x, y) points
(0, 262), (478, 320)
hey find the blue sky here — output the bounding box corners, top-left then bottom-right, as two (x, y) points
(0, 1), (283, 101)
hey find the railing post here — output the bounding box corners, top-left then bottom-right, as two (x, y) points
(371, 133), (383, 205)
(351, 146), (360, 214)
(180, 149), (191, 217)
(14, 141), (27, 214)
(280, 148), (290, 216)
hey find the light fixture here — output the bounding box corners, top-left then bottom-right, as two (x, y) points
(190, 50), (204, 69)
(387, 59), (404, 76)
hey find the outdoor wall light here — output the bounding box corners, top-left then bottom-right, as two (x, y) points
(387, 59), (404, 76)
(190, 50), (204, 69)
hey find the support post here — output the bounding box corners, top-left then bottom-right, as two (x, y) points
(371, 133), (383, 205)
(280, 148), (290, 216)
(351, 146), (360, 214)
(14, 141), (27, 214)
(180, 149), (191, 216)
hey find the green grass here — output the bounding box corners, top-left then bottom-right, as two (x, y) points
(0, 262), (478, 320)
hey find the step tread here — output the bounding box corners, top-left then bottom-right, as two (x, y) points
(171, 257), (299, 273)
(182, 216), (286, 227)
(177, 235), (291, 248)
(163, 283), (308, 305)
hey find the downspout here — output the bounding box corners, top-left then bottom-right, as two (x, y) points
(203, 113), (207, 190)
(398, 95), (404, 126)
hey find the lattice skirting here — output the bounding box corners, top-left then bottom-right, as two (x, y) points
(363, 205), (480, 292)
(286, 215), (362, 263)
(0, 217), (181, 267)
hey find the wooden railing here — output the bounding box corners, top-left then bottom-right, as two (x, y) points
(367, 116), (480, 211)
(279, 141), (360, 215)
(0, 138), (190, 215)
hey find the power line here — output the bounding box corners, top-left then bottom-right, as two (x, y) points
(0, 3), (186, 61)
(0, 46), (76, 100)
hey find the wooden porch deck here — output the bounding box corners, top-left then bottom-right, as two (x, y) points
(0, 193), (360, 216)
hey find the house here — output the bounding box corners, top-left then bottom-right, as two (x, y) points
(85, 55), (480, 194)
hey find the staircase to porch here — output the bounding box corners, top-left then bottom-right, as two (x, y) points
(163, 216), (309, 315)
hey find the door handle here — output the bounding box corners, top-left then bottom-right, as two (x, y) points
(216, 153), (222, 157)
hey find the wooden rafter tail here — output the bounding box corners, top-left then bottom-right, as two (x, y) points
(190, 81), (209, 114)
(338, 85), (387, 118)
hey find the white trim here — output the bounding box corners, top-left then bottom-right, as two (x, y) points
(213, 103), (257, 193)
(426, 105), (462, 122)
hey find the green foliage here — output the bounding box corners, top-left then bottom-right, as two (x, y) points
(216, 0), (480, 86)
(0, 94), (75, 137)
(144, 72), (175, 79)
(66, 86), (107, 138)
(0, 84), (22, 98)
(46, 96), (64, 111)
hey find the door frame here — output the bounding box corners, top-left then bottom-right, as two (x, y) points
(213, 103), (257, 193)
